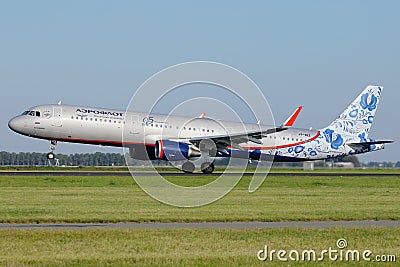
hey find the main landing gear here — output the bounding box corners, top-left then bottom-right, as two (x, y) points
(201, 162), (215, 174)
(180, 139), (216, 174)
(181, 161), (215, 174)
(182, 161), (195, 173)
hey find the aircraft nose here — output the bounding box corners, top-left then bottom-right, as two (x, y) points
(8, 117), (22, 133)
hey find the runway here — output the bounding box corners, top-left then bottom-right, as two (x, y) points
(0, 171), (398, 177)
(0, 220), (399, 230)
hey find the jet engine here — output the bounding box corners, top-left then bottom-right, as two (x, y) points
(155, 140), (201, 161)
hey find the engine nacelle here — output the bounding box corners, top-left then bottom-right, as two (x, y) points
(155, 140), (201, 161)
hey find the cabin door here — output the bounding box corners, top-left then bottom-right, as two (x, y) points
(52, 106), (62, 127)
(130, 115), (140, 134)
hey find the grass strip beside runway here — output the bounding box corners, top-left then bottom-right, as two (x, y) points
(0, 175), (399, 223)
(0, 227), (398, 266)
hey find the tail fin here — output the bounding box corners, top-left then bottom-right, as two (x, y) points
(321, 85), (383, 145)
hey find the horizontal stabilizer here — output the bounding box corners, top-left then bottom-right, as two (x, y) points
(347, 140), (394, 146)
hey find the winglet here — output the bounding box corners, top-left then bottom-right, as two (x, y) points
(283, 106), (302, 127)
(199, 112), (206, 119)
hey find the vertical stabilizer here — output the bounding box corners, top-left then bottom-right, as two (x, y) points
(321, 86), (383, 146)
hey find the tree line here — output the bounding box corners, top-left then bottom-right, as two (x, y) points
(0, 151), (126, 166)
(0, 151), (398, 168)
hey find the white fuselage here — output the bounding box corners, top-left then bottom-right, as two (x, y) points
(8, 102), (385, 162)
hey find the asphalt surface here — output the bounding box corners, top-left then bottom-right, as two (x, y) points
(0, 220), (399, 230)
(0, 171), (398, 177)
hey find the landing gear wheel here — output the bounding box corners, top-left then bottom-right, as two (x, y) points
(201, 162), (215, 174)
(47, 152), (55, 160)
(182, 161), (195, 173)
(47, 140), (58, 165)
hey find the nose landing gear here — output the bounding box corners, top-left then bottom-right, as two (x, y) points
(47, 140), (59, 166)
(47, 140), (57, 159)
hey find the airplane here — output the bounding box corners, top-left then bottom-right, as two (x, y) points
(8, 85), (392, 174)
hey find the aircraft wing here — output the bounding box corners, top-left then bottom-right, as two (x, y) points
(187, 106), (302, 149)
(189, 126), (288, 149)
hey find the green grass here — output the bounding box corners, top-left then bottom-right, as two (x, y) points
(0, 175), (399, 223)
(0, 227), (398, 266)
(0, 174), (399, 266)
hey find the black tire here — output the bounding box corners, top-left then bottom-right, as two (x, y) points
(201, 162), (215, 174)
(182, 161), (195, 173)
(47, 152), (55, 160)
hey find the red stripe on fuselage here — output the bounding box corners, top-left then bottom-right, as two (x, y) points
(43, 136), (155, 147)
(241, 131), (320, 150)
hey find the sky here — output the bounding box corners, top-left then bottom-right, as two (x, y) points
(1, 1), (399, 162)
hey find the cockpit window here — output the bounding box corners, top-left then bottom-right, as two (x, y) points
(22, 110), (41, 117)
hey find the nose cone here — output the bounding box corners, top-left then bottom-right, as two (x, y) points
(8, 117), (23, 134)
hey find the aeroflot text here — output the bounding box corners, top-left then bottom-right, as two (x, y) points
(76, 109), (124, 117)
